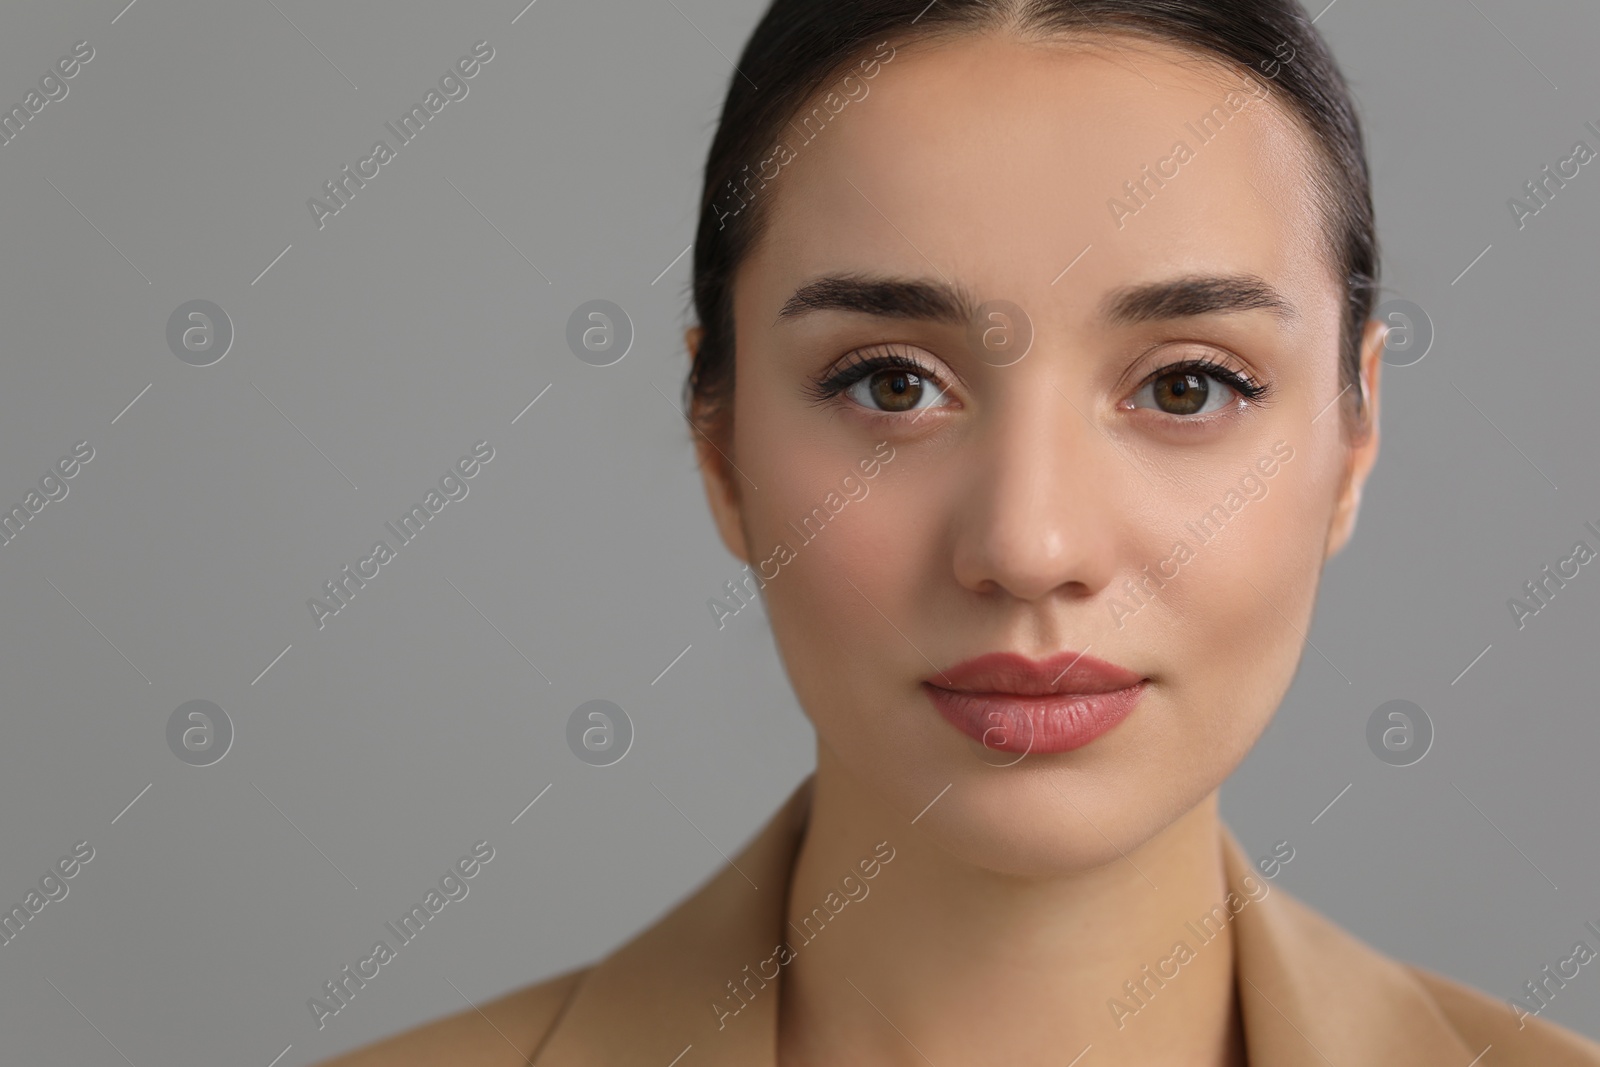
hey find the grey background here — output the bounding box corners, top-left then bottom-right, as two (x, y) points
(0, 0), (1595, 1062)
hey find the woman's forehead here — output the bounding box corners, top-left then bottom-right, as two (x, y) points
(744, 33), (1338, 334)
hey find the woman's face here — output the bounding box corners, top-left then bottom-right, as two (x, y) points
(696, 32), (1384, 875)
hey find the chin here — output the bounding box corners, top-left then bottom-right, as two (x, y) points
(926, 765), (1215, 877)
(820, 684), (1271, 879)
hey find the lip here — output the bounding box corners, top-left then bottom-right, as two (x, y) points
(922, 650), (1148, 754)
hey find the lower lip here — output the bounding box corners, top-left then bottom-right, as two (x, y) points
(922, 681), (1147, 754)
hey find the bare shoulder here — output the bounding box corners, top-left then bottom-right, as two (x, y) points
(309, 966), (588, 1067)
(1409, 964), (1600, 1066)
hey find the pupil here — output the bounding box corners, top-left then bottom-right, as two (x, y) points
(872, 370), (922, 411)
(1157, 372), (1207, 415)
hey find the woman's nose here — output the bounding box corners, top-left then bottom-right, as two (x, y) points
(948, 375), (1128, 605)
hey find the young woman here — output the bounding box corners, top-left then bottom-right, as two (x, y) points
(320, 1), (1600, 1063)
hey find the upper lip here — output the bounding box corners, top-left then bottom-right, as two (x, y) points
(927, 650), (1145, 696)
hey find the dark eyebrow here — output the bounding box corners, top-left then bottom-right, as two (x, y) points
(1100, 274), (1297, 327)
(774, 274), (980, 327)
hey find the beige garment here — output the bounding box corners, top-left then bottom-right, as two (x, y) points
(317, 775), (1600, 1065)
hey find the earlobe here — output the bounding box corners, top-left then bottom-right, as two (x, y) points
(685, 325), (751, 564)
(1323, 319), (1385, 561)
(697, 434), (751, 565)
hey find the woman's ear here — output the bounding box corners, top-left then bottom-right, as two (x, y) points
(1324, 317), (1385, 561)
(685, 325), (751, 565)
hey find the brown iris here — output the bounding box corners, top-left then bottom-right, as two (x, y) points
(1150, 370), (1209, 415)
(868, 369), (925, 412)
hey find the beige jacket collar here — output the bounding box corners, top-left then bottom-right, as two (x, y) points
(536, 775), (1478, 1065)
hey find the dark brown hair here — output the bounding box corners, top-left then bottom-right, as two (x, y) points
(684, 0), (1378, 482)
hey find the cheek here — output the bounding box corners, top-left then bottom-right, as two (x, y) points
(1142, 446), (1341, 744)
(752, 456), (933, 731)
(726, 352), (941, 740)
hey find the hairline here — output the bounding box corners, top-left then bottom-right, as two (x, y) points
(729, 26), (1352, 344)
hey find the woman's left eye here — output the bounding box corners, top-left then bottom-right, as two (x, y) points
(1128, 362), (1262, 417)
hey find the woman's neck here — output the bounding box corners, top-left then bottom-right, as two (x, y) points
(776, 745), (1247, 1067)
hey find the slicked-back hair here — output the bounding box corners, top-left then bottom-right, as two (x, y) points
(685, 0), (1379, 482)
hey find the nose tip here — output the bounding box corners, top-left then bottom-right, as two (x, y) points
(949, 394), (1123, 604)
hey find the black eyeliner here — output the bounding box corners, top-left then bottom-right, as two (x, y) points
(805, 346), (940, 405)
(1148, 357), (1272, 402)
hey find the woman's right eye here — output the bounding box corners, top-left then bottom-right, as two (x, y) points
(806, 346), (958, 417)
(843, 365), (951, 413)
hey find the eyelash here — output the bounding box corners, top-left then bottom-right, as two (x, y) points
(804, 346), (1271, 416)
(1145, 357), (1271, 403)
(803, 344), (945, 408)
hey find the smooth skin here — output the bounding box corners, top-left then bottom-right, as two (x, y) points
(689, 30), (1385, 1067)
